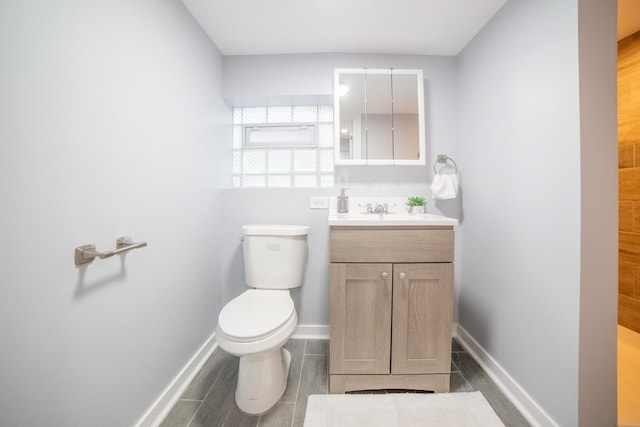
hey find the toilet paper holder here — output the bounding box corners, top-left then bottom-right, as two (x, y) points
(75, 236), (147, 266)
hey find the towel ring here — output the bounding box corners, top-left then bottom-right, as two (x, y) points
(433, 154), (458, 174)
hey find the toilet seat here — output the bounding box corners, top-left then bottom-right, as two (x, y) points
(218, 290), (295, 342)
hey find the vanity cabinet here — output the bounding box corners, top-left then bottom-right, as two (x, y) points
(329, 226), (454, 393)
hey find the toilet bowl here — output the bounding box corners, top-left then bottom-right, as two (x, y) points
(216, 290), (297, 414)
(215, 225), (309, 415)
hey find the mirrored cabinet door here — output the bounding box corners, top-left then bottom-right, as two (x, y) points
(334, 68), (425, 166)
(365, 73), (393, 161)
(391, 73), (421, 161)
(337, 73), (366, 162)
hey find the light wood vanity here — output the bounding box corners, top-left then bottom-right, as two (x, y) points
(329, 225), (454, 393)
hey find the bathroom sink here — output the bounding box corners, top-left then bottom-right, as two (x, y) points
(328, 211), (458, 226)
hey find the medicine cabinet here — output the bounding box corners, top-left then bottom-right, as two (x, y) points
(334, 68), (425, 166)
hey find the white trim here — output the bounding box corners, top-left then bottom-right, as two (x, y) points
(134, 332), (218, 427)
(292, 324), (329, 340)
(454, 324), (558, 427)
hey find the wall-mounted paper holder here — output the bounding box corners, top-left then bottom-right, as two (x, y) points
(75, 237), (147, 266)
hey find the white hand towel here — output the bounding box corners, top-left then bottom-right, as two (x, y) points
(430, 174), (459, 200)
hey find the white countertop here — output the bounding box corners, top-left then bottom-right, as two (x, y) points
(328, 211), (458, 227)
(327, 197), (458, 226)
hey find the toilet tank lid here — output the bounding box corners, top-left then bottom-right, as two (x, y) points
(242, 224), (309, 236)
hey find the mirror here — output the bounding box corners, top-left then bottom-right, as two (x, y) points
(334, 68), (425, 165)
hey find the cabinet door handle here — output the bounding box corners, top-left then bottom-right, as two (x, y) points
(381, 272), (389, 279)
(399, 272), (406, 279)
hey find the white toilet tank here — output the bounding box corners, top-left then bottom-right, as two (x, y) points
(242, 224), (309, 289)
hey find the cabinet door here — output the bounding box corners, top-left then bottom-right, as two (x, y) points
(330, 263), (392, 374)
(391, 263), (453, 374)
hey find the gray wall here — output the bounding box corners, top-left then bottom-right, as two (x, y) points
(221, 54), (463, 325)
(0, 1), (229, 425)
(457, 0), (617, 426)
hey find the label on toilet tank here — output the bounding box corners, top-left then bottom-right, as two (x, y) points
(267, 244), (281, 252)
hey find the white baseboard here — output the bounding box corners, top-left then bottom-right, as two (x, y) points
(134, 332), (218, 427)
(454, 324), (558, 427)
(292, 324), (329, 340)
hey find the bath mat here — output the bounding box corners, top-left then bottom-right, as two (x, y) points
(303, 391), (505, 427)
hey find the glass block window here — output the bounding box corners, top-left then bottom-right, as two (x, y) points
(233, 105), (334, 188)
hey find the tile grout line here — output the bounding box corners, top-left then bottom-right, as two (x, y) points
(453, 350), (475, 393)
(289, 339), (308, 427)
(185, 353), (231, 427)
(459, 368), (475, 393)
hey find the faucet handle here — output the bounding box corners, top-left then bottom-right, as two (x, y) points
(357, 203), (374, 214)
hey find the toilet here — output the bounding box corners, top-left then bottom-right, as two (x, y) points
(215, 224), (309, 415)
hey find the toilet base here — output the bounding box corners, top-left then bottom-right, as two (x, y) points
(235, 347), (292, 415)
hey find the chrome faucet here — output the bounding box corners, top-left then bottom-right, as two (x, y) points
(367, 203), (389, 214)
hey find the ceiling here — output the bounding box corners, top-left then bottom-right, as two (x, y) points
(183, 0), (640, 56)
(182, 0), (509, 56)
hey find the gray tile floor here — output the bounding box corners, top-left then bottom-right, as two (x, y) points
(160, 338), (530, 427)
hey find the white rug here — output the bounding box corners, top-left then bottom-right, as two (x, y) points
(303, 391), (505, 427)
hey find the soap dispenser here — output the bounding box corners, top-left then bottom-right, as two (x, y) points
(337, 188), (349, 213)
